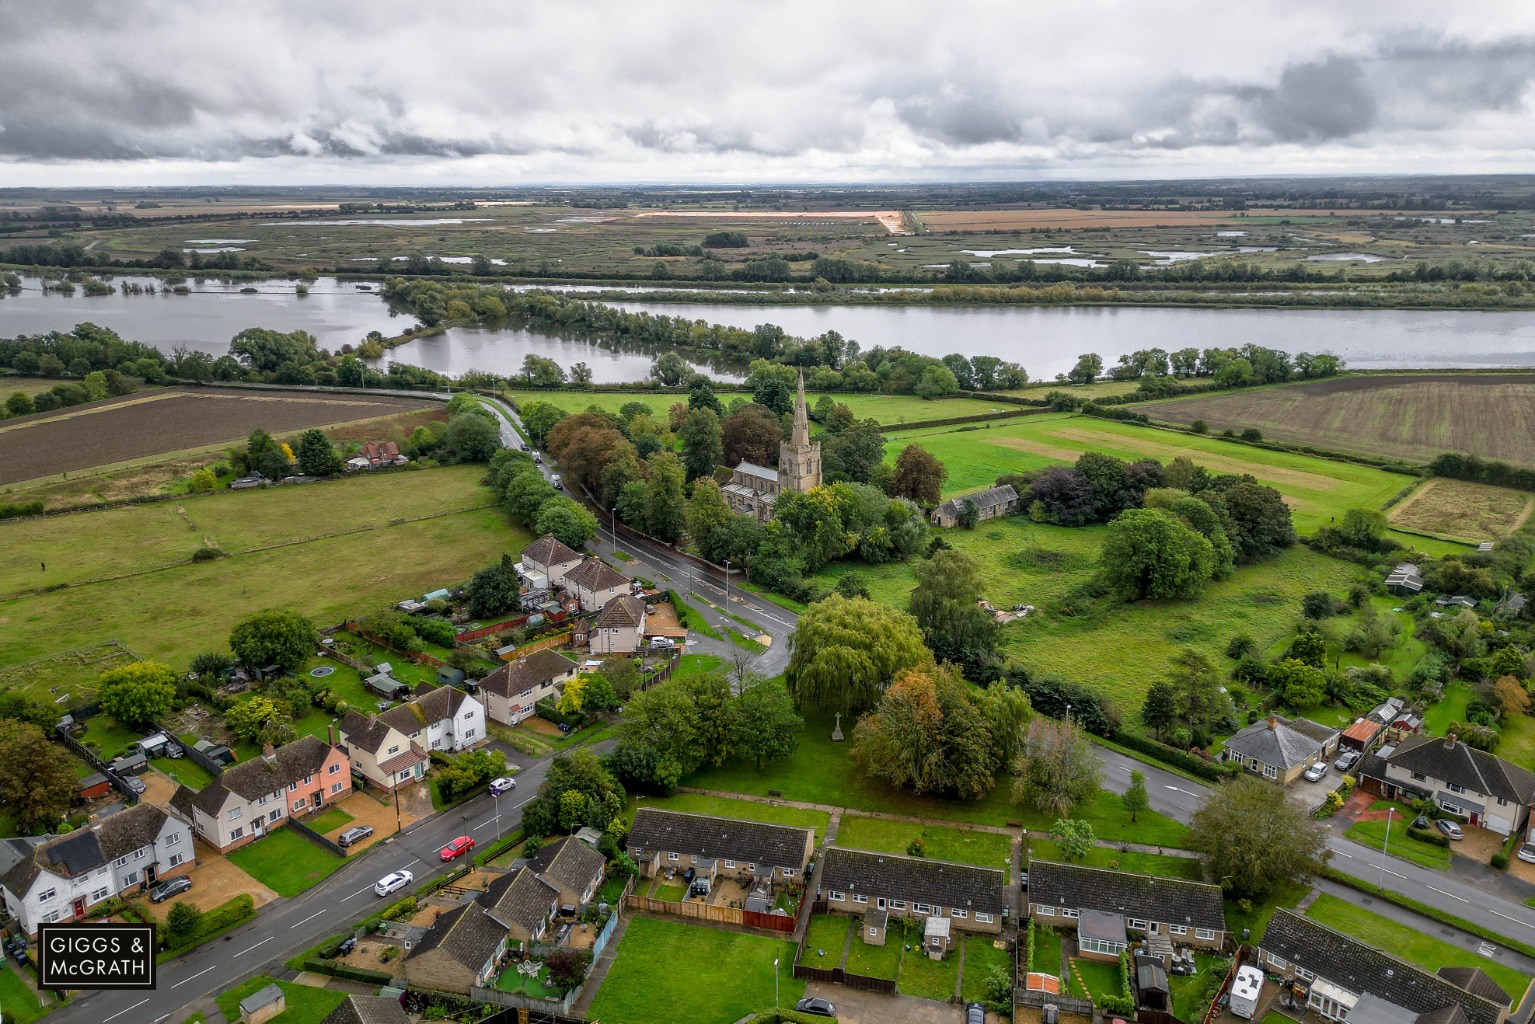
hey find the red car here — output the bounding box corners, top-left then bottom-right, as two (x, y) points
(439, 835), (475, 861)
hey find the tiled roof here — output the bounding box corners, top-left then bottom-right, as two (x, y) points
(526, 837), (605, 897)
(1027, 861), (1225, 933)
(733, 461), (779, 483)
(628, 809), (813, 873)
(479, 649), (577, 697)
(482, 866), (559, 933)
(2, 805), (174, 895)
(412, 684), (469, 723)
(377, 741), (428, 775)
(321, 995), (409, 1024)
(1261, 910), (1502, 1024)
(1384, 734), (1535, 807)
(565, 558), (629, 594)
(594, 594), (645, 629)
(937, 484), (1018, 516)
(522, 534), (583, 569)
(407, 903), (506, 970)
(378, 701), (429, 735)
(339, 709), (398, 757)
(192, 735), (339, 815)
(819, 847), (1006, 917)
(1222, 716), (1333, 770)
(1437, 968), (1512, 1007)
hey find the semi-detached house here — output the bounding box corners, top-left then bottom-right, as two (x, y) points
(477, 648), (578, 726)
(340, 684), (485, 791)
(183, 735), (351, 852)
(563, 558), (630, 613)
(1358, 732), (1535, 837)
(0, 803), (194, 934)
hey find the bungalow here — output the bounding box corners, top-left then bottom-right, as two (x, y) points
(0, 803), (195, 934)
(1258, 909), (1506, 1024)
(187, 736), (352, 851)
(627, 808), (815, 883)
(1219, 715), (1340, 784)
(482, 865), (561, 945)
(521, 534), (585, 590)
(818, 847), (1006, 937)
(321, 995), (409, 1024)
(402, 903), (512, 995)
(1027, 861), (1227, 960)
(1384, 562), (1425, 596)
(931, 484), (1020, 528)
(477, 648), (579, 726)
(525, 836), (606, 911)
(564, 558), (631, 614)
(589, 594), (646, 655)
(1356, 732), (1535, 836)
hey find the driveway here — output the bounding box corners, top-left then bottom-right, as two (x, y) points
(320, 790), (421, 853)
(800, 983), (975, 1024)
(160, 839), (280, 912)
(1285, 769), (1342, 815)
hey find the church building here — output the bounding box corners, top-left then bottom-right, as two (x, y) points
(723, 370), (822, 521)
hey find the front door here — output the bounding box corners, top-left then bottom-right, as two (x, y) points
(313, 792), (323, 810)
(877, 898), (887, 910)
(72, 897), (86, 918)
(1149, 922), (1159, 934)
(144, 864), (158, 886)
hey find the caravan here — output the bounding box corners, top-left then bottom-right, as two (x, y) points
(1229, 964), (1264, 1020)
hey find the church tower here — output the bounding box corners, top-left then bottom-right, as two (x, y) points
(778, 369), (822, 494)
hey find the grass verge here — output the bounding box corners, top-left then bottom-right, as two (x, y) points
(227, 828), (348, 897)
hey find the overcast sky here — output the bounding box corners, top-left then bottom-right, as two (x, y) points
(2, 0), (1533, 186)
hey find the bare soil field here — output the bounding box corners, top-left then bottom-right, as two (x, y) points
(633, 209), (905, 233)
(1138, 374), (1535, 468)
(916, 208), (1486, 230)
(0, 388), (438, 486)
(1388, 478), (1534, 541)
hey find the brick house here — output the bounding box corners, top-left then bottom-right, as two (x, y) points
(477, 648), (579, 726)
(1259, 909), (1506, 1024)
(186, 736), (351, 852)
(0, 804), (195, 934)
(818, 847), (1006, 937)
(589, 595), (646, 655)
(401, 903), (511, 995)
(525, 836), (606, 910)
(520, 534), (585, 590)
(931, 484), (1020, 528)
(627, 808), (814, 884)
(1356, 732), (1535, 836)
(563, 558), (630, 613)
(482, 865), (562, 945)
(1219, 715), (1340, 785)
(1027, 861), (1227, 961)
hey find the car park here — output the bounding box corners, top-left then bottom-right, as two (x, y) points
(439, 835), (475, 861)
(1333, 749), (1360, 772)
(489, 776), (517, 795)
(338, 825), (375, 848)
(795, 997), (836, 1017)
(1302, 762), (1329, 782)
(374, 870), (414, 896)
(1436, 819), (1465, 840)
(149, 877), (192, 903)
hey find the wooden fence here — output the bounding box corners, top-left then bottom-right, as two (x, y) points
(1012, 987), (1094, 1016)
(790, 903), (895, 993)
(456, 610), (570, 644)
(55, 725), (139, 805)
(624, 894), (795, 933)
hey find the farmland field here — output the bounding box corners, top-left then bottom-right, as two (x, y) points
(917, 207), (1407, 231)
(505, 389), (1012, 425)
(0, 387), (440, 486)
(0, 466), (526, 701)
(1138, 373), (1535, 468)
(1387, 477), (1534, 541)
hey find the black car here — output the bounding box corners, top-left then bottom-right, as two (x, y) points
(795, 996), (835, 1017)
(149, 877), (192, 903)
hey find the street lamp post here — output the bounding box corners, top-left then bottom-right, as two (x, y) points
(493, 790), (502, 841)
(724, 560), (732, 604)
(773, 957), (780, 1010)
(393, 781), (403, 835)
(610, 506), (618, 554)
(1379, 807), (1394, 889)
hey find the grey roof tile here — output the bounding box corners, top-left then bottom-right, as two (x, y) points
(819, 847), (1006, 917)
(628, 809), (814, 873)
(1027, 860), (1225, 932)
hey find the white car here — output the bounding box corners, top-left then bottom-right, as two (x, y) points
(488, 776), (517, 795)
(374, 870), (414, 897)
(649, 636), (676, 650)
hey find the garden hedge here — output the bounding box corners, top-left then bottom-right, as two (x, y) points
(1111, 730), (1238, 782)
(303, 959), (392, 984)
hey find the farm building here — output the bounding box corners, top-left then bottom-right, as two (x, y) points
(1384, 562), (1424, 595)
(931, 484), (1020, 527)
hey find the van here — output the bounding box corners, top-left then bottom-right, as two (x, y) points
(551, 474), (563, 490)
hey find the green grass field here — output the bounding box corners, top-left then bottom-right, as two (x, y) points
(506, 389), (1012, 426)
(1067, 957), (1123, 1002)
(628, 791), (831, 843)
(1344, 818), (1450, 871)
(805, 914), (851, 961)
(1305, 893), (1531, 1000)
(1031, 925), (1064, 975)
(152, 756), (215, 790)
(846, 928), (905, 979)
(0, 964), (48, 1024)
(1029, 841), (1204, 880)
(897, 939), (961, 1001)
(227, 828), (348, 897)
(215, 976), (345, 1024)
(0, 467), (529, 696)
(833, 816), (1012, 876)
(305, 807), (354, 833)
(587, 917), (802, 1024)
(959, 935), (1013, 1002)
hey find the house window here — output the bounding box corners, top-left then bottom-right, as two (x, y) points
(1062, 908), (1080, 919)
(951, 908), (967, 919)
(432, 739), (442, 750)
(724, 860), (736, 869)
(1035, 905), (1056, 916)
(782, 868), (795, 878)
(829, 890), (846, 901)
(288, 782), (298, 792)
(976, 913), (994, 924)
(1411, 771), (1427, 782)
(1169, 925), (1188, 936)
(304, 774), (314, 785)
(122, 872), (138, 885)
(328, 763), (341, 775)
(1195, 928), (1216, 940)
(1128, 918), (1147, 930)
(135, 849), (146, 860)
(748, 863), (756, 872)
(387, 745), (400, 755)
(269, 810), (282, 822)
(228, 828), (243, 842)
(464, 729), (475, 740)
(45, 910), (60, 923)
(1447, 782), (1465, 794)
(398, 770), (411, 781)
(1080, 937), (1127, 957)
(1263, 764), (1278, 779)
(166, 833), (180, 846)
(114, 856), (129, 867)
(852, 894), (869, 905)
(168, 854), (184, 868)
(330, 782), (343, 794)
(1267, 954), (1288, 970)
(292, 800), (306, 811)
(1295, 967), (1314, 981)
(1498, 797), (1508, 806)
(690, 855), (698, 865)
(520, 689), (534, 701)
(257, 795), (268, 806)
(913, 903), (932, 914)
(90, 887), (109, 902)
(228, 807), (242, 821)
(668, 853), (680, 862)
(463, 710), (474, 719)
(891, 901), (906, 911)
(38, 889), (55, 902)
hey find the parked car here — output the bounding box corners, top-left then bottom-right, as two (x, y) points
(533, 453), (543, 465)
(338, 825), (375, 848)
(126, 776), (147, 794)
(439, 835), (475, 861)
(551, 474), (563, 489)
(649, 636), (676, 650)
(1302, 762), (1329, 783)
(1334, 749), (1361, 772)
(1436, 819), (1465, 840)
(795, 997), (836, 1017)
(149, 877), (192, 903)
(1412, 815), (1431, 831)
(520, 443), (530, 452)
(965, 1003), (986, 1024)
(488, 776), (517, 795)
(374, 870), (414, 896)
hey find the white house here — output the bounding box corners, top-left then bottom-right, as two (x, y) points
(476, 649), (579, 725)
(563, 558), (630, 614)
(406, 682), (486, 753)
(520, 534), (584, 590)
(589, 594), (646, 655)
(0, 804), (195, 934)
(338, 684), (483, 791)
(181, 735), (352, 852)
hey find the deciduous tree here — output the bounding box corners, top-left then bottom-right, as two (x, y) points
(467, 554), (522, 618)
(643, 451), (687, 543)
(1098, 509), (1214, 601)
(294, 428), (342, 476)
(98, 662), (178, 729)
(851, 664), (998, 800)
(0, 720), (76, 833)
(786, 595), (931, 714)
(677, 408), (723, 483)
(1011, 717), (1101, 818)
(1048, 818), (1095, 861)
(229, 609), (316, 673)
(721, 403), (782, 467)
(1187, 777), (1330, 900)
(1122, 770), (1150, 822)
(909, 548), (999, 681)
(889, 444), (947, 507)
(730, 679), (803, 770)
(535, 496), (598, 550)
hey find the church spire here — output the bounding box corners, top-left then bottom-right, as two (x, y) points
(791, 369), (810, 447)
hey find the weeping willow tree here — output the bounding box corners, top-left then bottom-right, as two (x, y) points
(785, 595), (930, 714)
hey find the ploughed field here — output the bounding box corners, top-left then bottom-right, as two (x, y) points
(1138, 373), (1535, 468)
(0, 388), (438, 485)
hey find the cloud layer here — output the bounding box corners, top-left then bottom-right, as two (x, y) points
(1, 0), (1533, 184)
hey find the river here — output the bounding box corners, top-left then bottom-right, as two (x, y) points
(5, 275), (1535, 382)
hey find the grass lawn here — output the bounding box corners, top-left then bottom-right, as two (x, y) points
(306, 807), (354, 833)
(673, 654), (724, 679)
(630, 792), (832, 843)
(1306, 892), (1532, 999)
(0, 964), (47, 1024)
(845, 930), (904, 980)
(495, 963), (556, 997)
(897, 943), (961, 1002)
(216, 977), (345, 1024)
(587, 916), (802, 1024)
(0, 466), (528, 693)
(1031, 925), (1064, 975)
(506, 389), (1010, 427)
(1222, 880), (1310, 946)
(1423, 683), (1474, 736)
(151, 756), (215, 790)
(1029, 841), (1204, 881)
(1344, 819), (1450, 870)
(805, 914), (851, 962)
(227, 828), (348, 897)
(960, 935), (1013, 1002)
(654, 881), (687, 902)
(1170, 953), (1224, 1023)
(1067, 957), (1124, 1003)
(76, 715), (141, 761)
(834, 816), (1012, 877)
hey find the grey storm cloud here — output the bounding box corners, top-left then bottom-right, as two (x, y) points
(0, 1), (1533, 182)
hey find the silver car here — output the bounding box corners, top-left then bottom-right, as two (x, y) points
(1302, 762), (1329, 783)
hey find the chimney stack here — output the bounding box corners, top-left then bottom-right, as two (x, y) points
(1268, 715), (1279, 730)
(262, 742), (276, 762)
(328, 724), (336, 747)
(1446, 733), (1457, 750)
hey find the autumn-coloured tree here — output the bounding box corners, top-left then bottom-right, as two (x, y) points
(721, 403), (782, 466)
(547, 421), (634, 494)
(851, 663), (998, 799)
(1492, 675), (1531, 720)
